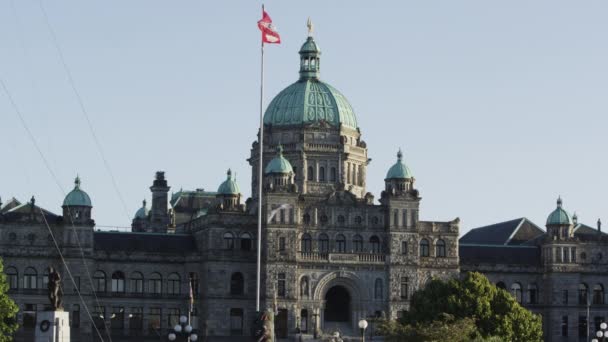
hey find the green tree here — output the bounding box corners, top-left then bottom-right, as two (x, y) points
(0, 257), (18, 341)
(379, 272), (542, 342)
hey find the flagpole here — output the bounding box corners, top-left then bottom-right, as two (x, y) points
(256, 5), (265, 314)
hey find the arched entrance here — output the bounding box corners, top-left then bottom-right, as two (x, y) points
(324, 285), (350, 322)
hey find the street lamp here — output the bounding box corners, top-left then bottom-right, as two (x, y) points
(358, 319), (368, 342)
(168, 315), (198, 341)
(591, 322), (608, 342)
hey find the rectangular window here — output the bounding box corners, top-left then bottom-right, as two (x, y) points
(167, 308), (180, 327)
(595, 316), (604, 334)
(578, 315), (587, 338)
(278, 273), (286, 298)
(563, 289), (568, 304)
(400, 277), (409, 299)
(23, 304), (37, 329)
(148, 307), (161, 334)
(401, 241), (408, 255)
(563, 247), (569, 263)
(230, 308), (244, 336)
(572, 247), (577, 262)
(72, 304), (80, 328)
(561, 316), (568, 337)
(279, 237), (286, 251)
(111, 307), (124, 330)
(129, 307), (143, 333)
(93, 306), (106, 331)
(556, 247), (562, 263)
(403, 210), (408, 228)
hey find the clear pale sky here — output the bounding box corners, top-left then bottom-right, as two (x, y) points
(1, 1), (606, 235)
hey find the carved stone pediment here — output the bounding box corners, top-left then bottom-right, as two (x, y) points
(325, 190), (357, 206)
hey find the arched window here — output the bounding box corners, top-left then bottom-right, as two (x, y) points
(111, 271), (125, 293)
(419, 239), (430, 257)
(336, 234), (346, 253)
(528, 283), (538, 304)
(511, 283), (522, 303)
(130, 272), (144, 293)
(496, 281), (506, 290)
(224, 232), (235, 249)
(5, 267), (18, 290)
(593, 284), (604, 304)
(330, 167), (337, 182)
(579, 283), (589, 304)
(355, 216), (362, 225)
(319, 234), (329, 253)
(23, 267), (37, 290)
(319, 167), (325, 181)
(436, 239), (446, 257)
(301, 233), (312, 253)
(240, 233), (252, 251)
(230, 272), (244, 295)
(371, 216), (379, 225)
(307, 166), (314, 181)
(149, 273), (162, 294)
(370, 236), (381, 254)
(168, 273), (181, 295)
(303, 213), (311, 225)
(353, 235), (363, 253)
(93, 270), (106, 292)
(337, 215), (345, 225)
(300, 277), (309, 298)
(374, 278), (383, 300)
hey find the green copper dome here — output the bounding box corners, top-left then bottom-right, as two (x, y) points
(134, 199), (149, 219)
(386, 150), (414, 179)
(263, 35), (358, 129)
(217, 169), (241, 195)
(63, 176), (92, 207)
(265, 145), (294, 174)
(546, 197), (573, 225)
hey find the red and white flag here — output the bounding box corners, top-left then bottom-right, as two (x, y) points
(257, 9), (281, 44)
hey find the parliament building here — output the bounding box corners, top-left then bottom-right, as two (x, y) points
(0, 31), (604, 342)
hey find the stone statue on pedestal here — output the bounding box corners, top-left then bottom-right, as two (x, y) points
(47, 266), (63, 311)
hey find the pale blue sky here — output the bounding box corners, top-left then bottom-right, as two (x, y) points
(1, 1), (607, 235)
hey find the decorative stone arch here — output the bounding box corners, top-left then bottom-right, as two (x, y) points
(313, 271), (368, 302)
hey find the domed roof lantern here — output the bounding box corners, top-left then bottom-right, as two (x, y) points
(63, 175), (92, 207)
(265, 145), (294, 175)
(217, 169), (241, 195)
(386, 149), (414, 180)
(546, 196), (573, 226)
(134, 199), (149, 220)
(299, 18), (321, 80)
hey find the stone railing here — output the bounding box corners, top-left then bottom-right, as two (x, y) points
(298, 252), (386, 264)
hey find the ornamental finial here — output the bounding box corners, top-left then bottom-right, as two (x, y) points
(75, 175), (81, 189)
(557, 196), (562, 208)
(307, 17), (314, 37)
(397, 148), (403, 161)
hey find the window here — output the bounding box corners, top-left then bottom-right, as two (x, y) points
(301, 234), (312, 253)
(595, 316), (604, 334)
(330, 168), (336, 182)
(278, 273), (286, 298)
(436, 239), (446, 257)
(9, 232), (16, 241)
(419, 239), (430, 257)
(578, 315), (587, 338)
(337, 215), (345, 225)
(130, 272), (144, 294)
(579, 283), (588, 305)
(511, 283), (522, 303)
(148, 307), (161, 334)
(224, 232), (235, 249)
(27, 233), (35, 243)
(370, 236), (381, 254)
(300, 277), (309, 298)
(230, 308), (244, 336)
(320, 215), (328, 224)
(571, 247), (577, 263)
(371, 216), (379, 225)
(353, 235), (363, 253)
(319, 167), (325, 181)
(279, 237), (286, 251)
(72, 304), (80, 328)
(303, 213), (311, 224)
(593, 284), (604, 304)
(300, 309), (308, 333)
(400, 277), (409, 299)
(581, 252), (587, 260)
(307, 166), (314, 181)
(111, 307), (124, 330)
(149, 273), (162, 295)
(374, 278), (383, 300)
(319, 234), (329, 253)
(129, 307), (143, 333)
(355, 216), (362, 225)
(336, 234), (346, 253)
(93, 270), (106, 292)
(23, 267), (37, 289)
(23, 304), (37, 329)
(528, 283), (538, 304)
(111, 271), (125, 293)
(230, 272), (244, 295)
(167, 273), (180, 295)
(5, 267), (18, 290)
(393, 211), (399, 227)
(561, 316), (568, 337)
(167, 308), (180, 327)
(563, 289), (568, 304)
(240, 233), (252, 251)
(401, 241), (408, 255)
(93, 306), (106, 331)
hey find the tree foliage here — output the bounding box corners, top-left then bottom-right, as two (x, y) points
(0, 257), (18, 341)
(378, 272), (542, 342)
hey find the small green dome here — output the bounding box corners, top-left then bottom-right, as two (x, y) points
(386, 150), (414, 179)
(300, 36), (321, 54)
(546, 197), (573, 225)
(134, 199), (149, 219)
(265, 145), (294, 174)
(63, 176), (92, 207)
(217, 169), (241, 195)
